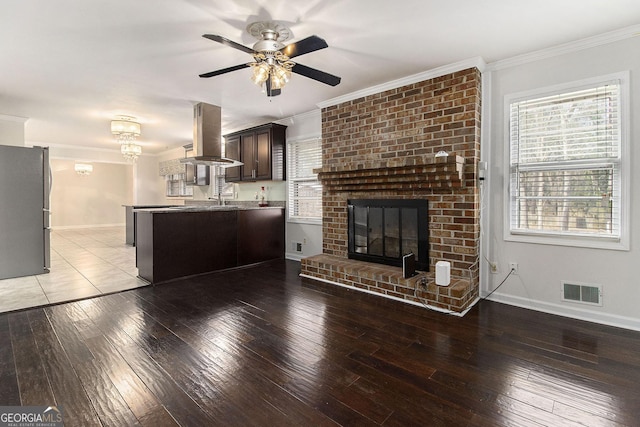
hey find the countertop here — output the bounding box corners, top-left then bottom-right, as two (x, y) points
(123, 204), (182, 208)
(134, 205), (284, 214)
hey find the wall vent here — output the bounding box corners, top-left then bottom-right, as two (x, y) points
(561, 281), (602, 306)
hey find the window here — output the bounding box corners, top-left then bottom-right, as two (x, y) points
(211, 166), (234, 200)
(166, 173), (192, 197)
(287, 137), (322, 223)
(506, 73), (629, 250)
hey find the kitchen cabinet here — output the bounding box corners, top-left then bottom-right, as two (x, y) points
(124, 204), (181, 246)
(224, 123), (286, 182)
(224, 134), (241, 182)
(135, 207), (285, 284)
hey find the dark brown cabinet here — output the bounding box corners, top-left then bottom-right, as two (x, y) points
(224, 123), (286, 182)
(135, 208), (285, 284)
(224, 135), (241, 182)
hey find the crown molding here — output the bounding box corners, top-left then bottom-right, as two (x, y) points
(488, 24), (640, 71)
(0, 114), (28, 123)
(290, 109), (321, 122)
(32, 141), (121, 154)
(317, 56), (486, 109)
(277, 108), (321, 126)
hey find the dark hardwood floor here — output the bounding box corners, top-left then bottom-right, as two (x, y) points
(2, 259), (639, 426)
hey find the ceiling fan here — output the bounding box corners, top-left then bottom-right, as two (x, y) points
(199, 21), (341, 97)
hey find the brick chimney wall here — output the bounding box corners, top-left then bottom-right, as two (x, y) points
(304, 67), (481, 311)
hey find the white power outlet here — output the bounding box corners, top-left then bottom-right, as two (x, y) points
(509, 262), (519, 275)
(489, 262), (498, 274)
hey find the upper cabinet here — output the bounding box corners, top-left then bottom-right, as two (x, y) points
(224, 123), (287, 182)
(224, 135), (241, 182)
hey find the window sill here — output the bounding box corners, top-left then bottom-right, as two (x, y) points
(287, 217), (322, 226)
(505, 231), (628, 251)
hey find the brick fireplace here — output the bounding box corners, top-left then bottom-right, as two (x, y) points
(301, 67), (481, 314)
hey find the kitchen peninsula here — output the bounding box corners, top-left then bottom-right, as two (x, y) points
(123, 204), (181, 246)
(135, 205), (284, 284)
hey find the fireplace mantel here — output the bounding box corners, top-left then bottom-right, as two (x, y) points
(315, 153), (464, 192)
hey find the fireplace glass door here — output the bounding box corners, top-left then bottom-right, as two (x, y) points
(348, 199), (429, 271)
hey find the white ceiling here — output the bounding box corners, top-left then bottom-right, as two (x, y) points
(2, 0), (639, 156)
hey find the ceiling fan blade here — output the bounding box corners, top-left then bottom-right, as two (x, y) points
(291, 63), (341, 86)
(202, 34), (255, 54)
(281, 35), (328, 59)
(199, 63), (249, 78)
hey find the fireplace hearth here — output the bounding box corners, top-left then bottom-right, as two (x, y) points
(347, 199), (429, 271)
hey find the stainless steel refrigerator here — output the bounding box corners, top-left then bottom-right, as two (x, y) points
(0, 144), (51, 279)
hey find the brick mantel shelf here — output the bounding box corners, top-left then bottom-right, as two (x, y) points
(315, 153), (465, 192)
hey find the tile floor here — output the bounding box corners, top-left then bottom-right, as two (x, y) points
(0, 226), (147, 313)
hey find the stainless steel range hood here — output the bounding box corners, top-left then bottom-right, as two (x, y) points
(180, 103), (242, 167)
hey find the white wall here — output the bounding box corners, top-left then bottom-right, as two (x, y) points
(50, 159), (133, 228)
(280, 110), (323, 260)
(483, 35), (640, 330)
(135, 154), (166, 205)
(0, 115), (26, 146)
(44, 141), (167, 228)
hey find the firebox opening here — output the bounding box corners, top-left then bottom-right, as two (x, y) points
(347, 199), (429, 271)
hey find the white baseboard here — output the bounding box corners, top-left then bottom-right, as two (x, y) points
(285, 252), (304, 262)
(52, 223), (125, 230)
(485, 292), (640, 332)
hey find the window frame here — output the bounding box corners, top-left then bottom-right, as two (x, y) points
(286, 136), (323, 225)
(165, 173), (193, 198)
(503, 72), (630, 251)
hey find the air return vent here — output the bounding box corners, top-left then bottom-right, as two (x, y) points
(562, 281), (602, 306)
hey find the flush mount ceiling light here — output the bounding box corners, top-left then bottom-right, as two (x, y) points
(199, 21), (341, 97)
(74, 163), (93, 176)
(111, 116), (142, 162)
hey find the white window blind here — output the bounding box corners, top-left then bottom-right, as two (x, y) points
(508, 80), (622, 242)
(287, 137), (322, 223)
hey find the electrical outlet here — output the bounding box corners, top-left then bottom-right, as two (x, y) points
(509, 262), (518, 275)
(490, 262), (498, 274)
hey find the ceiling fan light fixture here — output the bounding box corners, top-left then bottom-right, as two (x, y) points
(199, 22), (340, 96)
(271, 65), (291, 89)
(248, 51), (294, 92)
(250, 62), (270, 86)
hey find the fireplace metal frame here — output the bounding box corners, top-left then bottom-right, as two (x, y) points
(347, 199), (429, 271)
